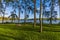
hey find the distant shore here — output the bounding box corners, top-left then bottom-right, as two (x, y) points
(0, 17), (60, 20)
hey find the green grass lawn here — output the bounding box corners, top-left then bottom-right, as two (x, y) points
(0, 24), (60, 40)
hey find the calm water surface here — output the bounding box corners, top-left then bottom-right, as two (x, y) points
(1, 20), (60, 24)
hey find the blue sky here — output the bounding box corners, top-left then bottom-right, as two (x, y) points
(1, 0), (59, 19)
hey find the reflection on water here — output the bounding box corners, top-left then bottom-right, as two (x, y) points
(1, 20), (60, 24)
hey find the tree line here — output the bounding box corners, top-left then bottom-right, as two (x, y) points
(0, 0), (60, 32)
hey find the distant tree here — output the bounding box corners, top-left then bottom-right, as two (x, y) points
(50, 0), (56, 24)
(42, 0), (45, 23)
(15, 0), (21, 24)
(42, 0), (48, 23)
(4, 0), (21, 24)
(43, 0), (57, 24)
(8, 11), (18, 23)
(0, 0), (6, 23)
(22, 0), (26, 24)
(22, 0), (32, 25)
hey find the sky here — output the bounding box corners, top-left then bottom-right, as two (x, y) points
(1, 0), (59, 19)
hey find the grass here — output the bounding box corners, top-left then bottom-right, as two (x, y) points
(0, 24), (60, 40)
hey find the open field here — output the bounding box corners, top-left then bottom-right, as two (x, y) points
(0, 24), (60, 40)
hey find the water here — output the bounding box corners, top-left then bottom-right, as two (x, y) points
(2, 20), (60, 24)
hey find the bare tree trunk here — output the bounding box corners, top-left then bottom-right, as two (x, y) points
(2, 13), (4, 24)
(40, 0), (43, 32)
(42, 0), (45, 24)
(50, 0), (54, 25)
(50, 0), (52, 25)
(34, 0), (36, 27)
(2, 4), (6, 24)
(24, 9), (26, 25)
(18, 8), (20, 24)
(59, 5), (60, 22)
(11, 17), (13, 23)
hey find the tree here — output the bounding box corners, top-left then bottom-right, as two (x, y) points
(34, 0), (36, 27)
(40, 0), (43, 32)
(42, 0), (45, 23)
(8, 11), (18, 23)
(22, 0), (31, 25)
(24, 0), (27, 25)
(16, 0), (21, 24)
(31, 0), (36, 27)
(50, 0), (55, 24)
(5, 0), (21, 24)
(43, 0), (51, 24)
(0, 0), (6, 23)
(58, 0), (60, 19)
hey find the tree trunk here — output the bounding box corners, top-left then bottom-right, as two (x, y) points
(18, 8), (20, 24)
(34, 0), (36, 27)
(40, 0), (43, 32)
(42, 0), (45, 24)
(11, 17), (13, 23)
(50, 0), (52, 25)
(50, 0), (54, 24)
(2, 4), (6, 24)
(24, 9), (26, 25)
(2, 13), (4, 24)
(59, 5), (60, 22)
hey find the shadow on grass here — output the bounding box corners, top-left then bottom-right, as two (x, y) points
(0, 24), (40, 32)
(0, 34), (22, 40)
(0, 24), (60, 32)
(0, 31), (58, 40)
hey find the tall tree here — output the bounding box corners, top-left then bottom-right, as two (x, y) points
(0, 0), (6, 23)
(8, 12), (18, 23)
(50, 0), (54, 24)
(42, 0), (45, 24)
(58, 0), (60, 19)
(40, 0), (43, 32)
(34, 0), (36, 27)
(24, 0), (27, 25)
(5, 0), (21, 24)
(16, 0), (21, 24)
(22, 0), (31, 25)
